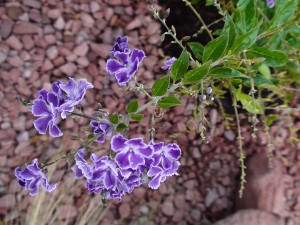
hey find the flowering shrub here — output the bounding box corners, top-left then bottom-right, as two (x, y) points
(15, 0), (300, 203)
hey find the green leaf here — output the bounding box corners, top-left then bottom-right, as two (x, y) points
(152, 75), (170, 96)
(266, 114), (278, 126)
(183, 61), (212, 84)
(258, 64), (271, 79)
(130, 114), (144, 121)
(126, 100), (138, 113)
(202, 31), (229, 62)
(210, 67), (248, 79)
(269, 0), (298, 29)
(157, 96), (181, 109)
(234, 87), (263, 114)
(171, 50), (189, 82)
(116, 123), (128, 132)
(235, 0), (256, 34)
(187, 42), (204, 61)
(222, 15), (236, 49)
(87, 134), (95, 140)
(231, 22), (261, 52)
(243, 74), (275, 87)
(109, 113), (119, 124)
(247, 46), (288, 67)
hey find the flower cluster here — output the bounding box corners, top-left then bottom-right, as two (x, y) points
(106, 36), (146, 86)
(90, 119), (113, 143)
(72, 134), (181, 201)
(32, 78), (93, 137)
(15, 159), (57, 196)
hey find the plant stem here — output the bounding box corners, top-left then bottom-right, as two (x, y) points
(231, 89), (246, 198)
(69, 111), (99, 121)
(182, 0), (214, 40)
(149, 102), (157, 140)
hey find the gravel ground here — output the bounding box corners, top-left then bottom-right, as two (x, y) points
(1, 1), (300, 225)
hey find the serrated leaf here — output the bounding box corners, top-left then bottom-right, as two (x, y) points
(183, 61), (211, 84)
(157, 96), (181, 108)
(109, 113), (119, 124)
(152, 75), (170, 96)
(116, 123), (128, 132)
(202, 31), (229, 62)
(231, 22), (261, 52)
(187, 42), (204, 61)
(127, 100), (138, 113)
(247, 46), (288, 67)
(130, 114), (144, 121)
(210, 67), (248, 79)
(171, 50), (189, 82)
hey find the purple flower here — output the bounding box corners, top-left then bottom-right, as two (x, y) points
(71, 149), (93, 179)
(109, 36), (130, 57)
(161, 57), (176, 70)
(106, 36), (145, 86)
(15, 159), (57, 196)
(150, 141), (181, 170)
(32, 99), (63, 137)
(111, 134), (153, 170)
(32, 78), (93, 137)
(266, 0), (275, 8)
(90, 119), (113, 143)
(59, 78), (94, 119)
(147, 161), (180, 189)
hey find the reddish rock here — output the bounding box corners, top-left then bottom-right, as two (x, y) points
(46, 46), (59, 60)
(90, 43), (111, 58)
(0, 51), (7, 64)
(0, 194), (16, 208)
(8, 56), (23, 67)
(0, 20), (13, 39)
(47, 9), (61, 19)
(74, 42), (89, 56)
(23, 0), (41, 8)
(162, 201), (174, 216)
(213, 209), (285, 225)
(60, 63), (76, 75)
(58, 205), (77, 219)
(13, 22), (39, 34)
(126, 17), (143, 30)
(7, 6), (23, 21)
(42, 59), (54, 71)
(6, 35), (23, 51)
(54, 17), (65, 30)
(81, 14), (95, 28)
(21, 35), (34, 50)
(119, 202), (131, 219)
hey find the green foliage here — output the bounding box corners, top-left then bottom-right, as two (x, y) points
(183, 61), (211, 84)
(202, 31), (229, 62)
(171, 50), (190, 82)
(126, 100), (138, 113)
(116, 123), (128, 132)
(152, 75), (170, 96)
(109, 113), (119, 124)
(187, 42), (204, 61)
(210, 67), (248, 79)
(234, 87), (264, 114)
(157, 96), (181, 108)
(130, 114), (144, 121)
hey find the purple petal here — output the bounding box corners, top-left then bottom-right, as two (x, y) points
(49, 122), (63, 137)
(33, 116), (51, 134)
(137, 146), (153, 157)
(161, 57), (176, 70)
(115, 151), (130, 169)
(114, 52), (129, 64)
(19, 168), (37, 179)
(77, 79), (93, 93)
(152, 154), (161, 166)
(104, 170), (116, 189)
(111, 134), (127, 152)
(38, 89), (48, 101)
(165, 143), (181, 160)
(147, 166), (163, 177)
(126, 138), (147, 148)
(130, 49), (145, 63)
(148, 174), (162, 189)
(47, 92), (59, 107)
(59, 78), (76, 97)
(71, 165), (83, 179)
(106, 59), (124, 74)
(32, 99), (51, 116)
(115, 69), (131, 86)
(127, 59), (139, 77)
(129, 152), (144, 170)
(164, 161), (180, 176)
(161, 155), (172, 170)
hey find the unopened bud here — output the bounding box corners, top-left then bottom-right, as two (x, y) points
(206, 87), (212, 94)
(200, 94), (206, 101)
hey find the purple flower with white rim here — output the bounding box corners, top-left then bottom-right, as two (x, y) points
(59, 77), (94, 119)
(161, 57), (176, 70)
(109, 36), (130, 57)
(147, 161), (180, 189)
(90, 119), (113, 143)
(111, 134), (153, 170)
(266, 0), (275, 8)
(71, 149), (93, 179)
(14, 159), (57, 196)
(31, 98), (63, 137)
(149, 141), (181, 170)
(106, 38), (146, 86)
